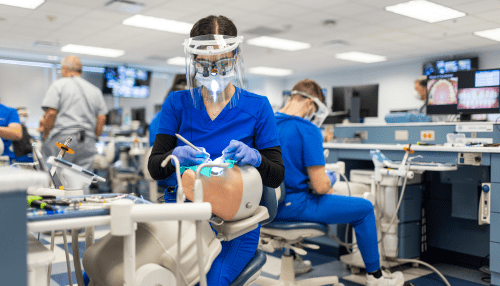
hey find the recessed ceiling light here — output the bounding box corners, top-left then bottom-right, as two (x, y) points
(123, 14), (193, 34)
(249, 67), (293, 76)
(166, 57), (185, 66)
(385, 0), (466, 23)
(247, 36), (311, 51)
(474, 28), (500, 42)
(61, 44), (125, 58)
(335, 51), (387, 63)
(0, 0), (44, 9)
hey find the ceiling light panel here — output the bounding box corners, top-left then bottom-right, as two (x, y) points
(335, 51), (387, 63)
(61, 44), (125, 58)
(385, 0), (466, 23)
(0, 0), (44, 9)
(247, 36), (311, 51)
(122, 14), (193, 34)
(474, 28), (500, 42)
(249, 66), (293, 76)
(166, 57), (185, 65)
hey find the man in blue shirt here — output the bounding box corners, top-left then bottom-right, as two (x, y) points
(0, 103), (22, 161)
(275, 79), (405, 286)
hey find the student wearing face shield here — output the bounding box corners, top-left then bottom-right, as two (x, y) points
(275, 79), (405, 286)
(147, 15), (284, 286)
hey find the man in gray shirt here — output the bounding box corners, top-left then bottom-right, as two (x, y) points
(41, 56), (108, 184)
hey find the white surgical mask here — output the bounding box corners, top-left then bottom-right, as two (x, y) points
(195, 70), (235, 102)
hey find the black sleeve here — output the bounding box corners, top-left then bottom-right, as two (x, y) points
(256, 146), (285, 188)
(148, 134), (177, 180)
(148, 135), (285, 188)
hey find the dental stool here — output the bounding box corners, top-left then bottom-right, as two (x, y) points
(256, 183), (344, 286)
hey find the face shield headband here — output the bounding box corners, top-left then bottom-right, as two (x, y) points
(291, 90), (329, 127)
(183, 35), (245, 109)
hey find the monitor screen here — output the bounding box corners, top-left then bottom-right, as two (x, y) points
(426, 69), (500, 115)
(102, 66), (151, 98)
(106, 108), (122, 125)
(423, 57), (478, 75)
(332, 84), (378, 118)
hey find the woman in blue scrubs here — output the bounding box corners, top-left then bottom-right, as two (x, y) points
(148, 15), (284, 286)
(274, 79), (404, 286)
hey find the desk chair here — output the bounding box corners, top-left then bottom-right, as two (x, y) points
(256, 183), (344, 286)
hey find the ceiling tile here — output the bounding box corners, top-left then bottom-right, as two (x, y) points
(475, 9), (500, 23)
(287, 0), (348, 10)
(322, 2), (379, 17)
(36, 2), (92, 17)
(0, 5), (33, 17)
(454, 0), (500, 14)
(226, 0), (279, 12)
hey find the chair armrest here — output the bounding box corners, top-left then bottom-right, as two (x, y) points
(212, 206), (269, 241)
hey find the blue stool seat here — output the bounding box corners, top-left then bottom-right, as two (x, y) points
(264, 221), (329, 233)
(230, 249), (267, 286)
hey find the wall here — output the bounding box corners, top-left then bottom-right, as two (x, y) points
(0, 62), (54, 128)
(0, 60), (285, 128)
(284, 48), (500, 124)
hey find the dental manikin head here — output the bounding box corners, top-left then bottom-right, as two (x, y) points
(280, 79), (329, 127)
(184, 15), (245, 110)
(181, 163), (263, 222)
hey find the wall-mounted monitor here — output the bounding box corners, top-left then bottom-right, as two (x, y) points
(423, 57), (478, 75)
(426, 69), (500, 116)
(102, 66), (151, 98)
(332, 84), (379, 118)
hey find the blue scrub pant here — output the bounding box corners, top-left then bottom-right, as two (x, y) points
(275, 192), (381, 273)
(164, 192), (260, 286)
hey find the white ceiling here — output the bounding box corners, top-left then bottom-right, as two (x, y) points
(0, 0), (499, 75)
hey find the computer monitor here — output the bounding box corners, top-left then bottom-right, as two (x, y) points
(131, 107), (146, 124)
(423, 57), (478, 75)
(426, 69), (500, 117)
(106, 108), (122, 125)
(102, 66), (152, 98)
(332, 84), (379, 122)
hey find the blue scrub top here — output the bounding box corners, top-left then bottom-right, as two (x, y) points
(275, 112), (324, 195)
(157, 88), (280, 185)
(0, 104), (20, 159)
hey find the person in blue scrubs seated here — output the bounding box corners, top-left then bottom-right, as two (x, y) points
(275, 79), (405, 286)
(148, 15), (285, 286)
(0, 102), (23, 162)
(149, 73), (187, 188)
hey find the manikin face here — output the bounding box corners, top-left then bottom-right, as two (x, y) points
(414, 82), (427, 101)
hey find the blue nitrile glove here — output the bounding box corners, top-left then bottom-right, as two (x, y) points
(325, 170), (337, 186)
(172, 146), (210, 166)
(222, 140), (262, 167)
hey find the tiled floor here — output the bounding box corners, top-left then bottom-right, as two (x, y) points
(34, 226), (490, 286)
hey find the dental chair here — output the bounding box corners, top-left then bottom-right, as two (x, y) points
(256, 182), (345, 286)
(83, 162), (279, 286)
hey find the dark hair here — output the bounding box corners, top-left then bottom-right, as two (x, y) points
(165, 74), (187, 100)
(292, 79), (325, 103)
(415, 75), (427, 87)
(190, 15), (237, 37)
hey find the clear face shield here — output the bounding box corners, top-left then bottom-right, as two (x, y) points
(184, 35), (245, 110)
(291, 90), (329, 127)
